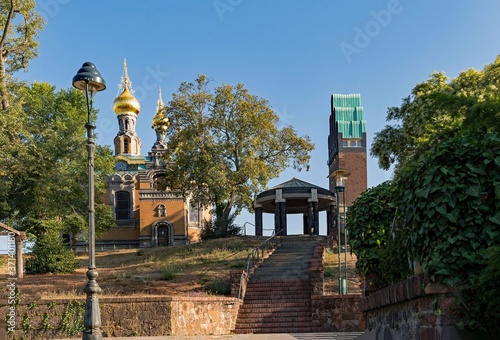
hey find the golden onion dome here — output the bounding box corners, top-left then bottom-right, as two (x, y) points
(113, 87), (140, 115)
(152, 110), (170, 132)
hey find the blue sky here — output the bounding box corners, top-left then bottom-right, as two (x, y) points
(6, 0), (500, 238)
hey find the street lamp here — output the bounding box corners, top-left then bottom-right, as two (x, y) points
(333, 169), (351, 295)
(72, 62), (106, 340)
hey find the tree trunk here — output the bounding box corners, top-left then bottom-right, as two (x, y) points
(0, 57), (9, 110)
(214, 197), (234, 237)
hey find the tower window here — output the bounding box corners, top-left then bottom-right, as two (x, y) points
(343, 139), (363, 148)
(115, 191), (131, 220)
(124, 139), (129, 153)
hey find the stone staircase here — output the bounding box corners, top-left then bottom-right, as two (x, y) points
(233, 236), (323, 334)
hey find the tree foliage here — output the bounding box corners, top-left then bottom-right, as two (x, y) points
(162, 75), (314, 234)
(0, 0), (44, 109)
(0, 82), (115, 245)
(372, 56), (500, 170)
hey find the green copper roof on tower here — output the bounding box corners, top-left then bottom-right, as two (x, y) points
(331, 93), (366, 139)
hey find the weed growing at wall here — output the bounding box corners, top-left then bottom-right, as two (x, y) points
(61, 300), (85, 337)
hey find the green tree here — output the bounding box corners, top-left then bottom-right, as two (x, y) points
(162, 75), (314, 236)
(0, 0), (44, 110)
(0, 83), (115, 272)
(372, 56), (500, 170)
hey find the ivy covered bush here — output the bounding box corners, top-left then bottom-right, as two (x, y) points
(346, 181), (411, 289)
(395, 133), (500, 285)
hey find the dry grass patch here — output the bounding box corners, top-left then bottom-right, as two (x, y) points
(323, 247), (361, 295)
(7, 236), (266, 300)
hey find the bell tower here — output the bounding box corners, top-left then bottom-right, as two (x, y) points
(327, 94), (367, 206)
(113, 59), (141, 156)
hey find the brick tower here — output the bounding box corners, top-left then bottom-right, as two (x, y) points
(327, 94), (367, 207)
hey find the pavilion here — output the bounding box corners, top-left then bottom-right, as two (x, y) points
(253, 178), (337, 236)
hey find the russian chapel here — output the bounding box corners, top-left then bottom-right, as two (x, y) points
(98, 61), (203, 249)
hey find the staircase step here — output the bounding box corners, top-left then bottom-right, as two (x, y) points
(233, 236), (325, 334)
(238, 311), (311, 322)
(244, 293), (311, 299)
(235, 321), (314, 328)
(247, 279), (311, 286)
(237, 312), (311, 317)
(233, 326), (325, 334)
(239, 301), (311, 308)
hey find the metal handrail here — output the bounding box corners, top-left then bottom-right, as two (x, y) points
(238, 229), (284, 299)
(242, 222), (255, 236)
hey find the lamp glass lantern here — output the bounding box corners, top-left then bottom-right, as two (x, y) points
(72, 62), (106, 340)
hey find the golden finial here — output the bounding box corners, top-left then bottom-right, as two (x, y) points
(156, 87), (164, 113)
(118, 58), (134, 95)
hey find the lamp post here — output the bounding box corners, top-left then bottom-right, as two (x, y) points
(72, 62), (106, 340)
(333, 169), (351, 295)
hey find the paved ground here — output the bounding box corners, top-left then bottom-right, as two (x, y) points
(59, 332), (366, 340)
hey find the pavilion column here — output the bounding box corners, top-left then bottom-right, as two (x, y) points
(327, 203), (335, 236)
(274, 189), (287, 235)
(280, 202), (287, 235)
(303, 214), (308, 234)
(306, 201), (313, 235)
(313, 201), (319, 236)
(254, 202), (263, 236)
(308, 189), (319, 235)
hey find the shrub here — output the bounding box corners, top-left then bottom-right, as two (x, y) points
(460, 245), (500, 338)
(160, 266), (177, 281)
(25, 230), (79, 274)
(347, 182), (399, 279)
(205, 280), (231, 295)
(324, 267), (335, 278)
(376, 234), (412, 287)
(201, 214), (241, 240)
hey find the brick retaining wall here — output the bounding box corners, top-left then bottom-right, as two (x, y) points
(0, 295), (240, 339)
(311, 295), (366, 332)
(362, 274), (480, 339)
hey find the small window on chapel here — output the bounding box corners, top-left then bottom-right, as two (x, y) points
(158, 204), (166, 217)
